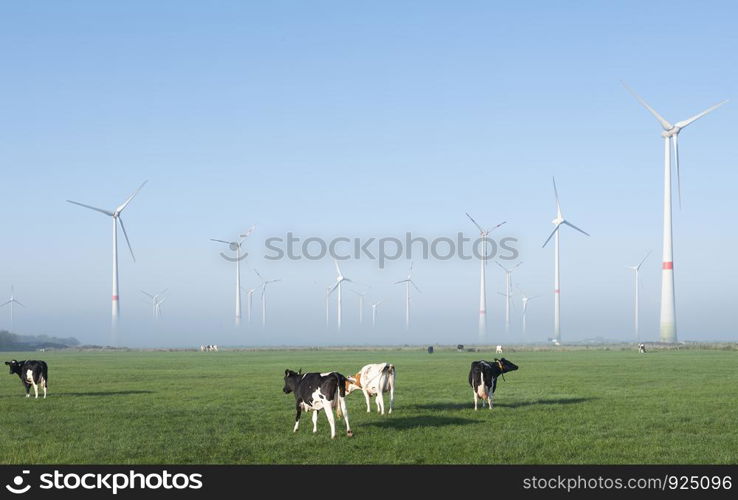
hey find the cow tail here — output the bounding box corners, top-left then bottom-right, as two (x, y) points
(334, 373), (346, 419)
(43, 363), (48, 387)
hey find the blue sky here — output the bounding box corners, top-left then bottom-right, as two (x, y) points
(0, 1), (736, 347)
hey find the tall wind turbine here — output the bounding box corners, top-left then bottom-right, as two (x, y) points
(394, 262), (421, 330)
(211, 225), (255, 326)
(254, 270), (280, 328)
(371, 299), (384, 327)
(244, 287), (256, 323)
(141, 289), (167, 319)
(67, 180), (147, 340)
(542, 178), (590, 344)
(328, 260), (353, 332)
(351, 290), (366, 325)
(623, 83), (726, 343)
(466, 212), (506, 342)
(324, 285), (331, 328)
(627, 250), (651, 342)
(0, 285), (25, 332)
(496, 261), (522, 334)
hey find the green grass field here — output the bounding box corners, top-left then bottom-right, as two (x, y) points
(0, 348), (736, 464)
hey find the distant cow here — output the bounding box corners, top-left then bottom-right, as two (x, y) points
(5, 360), (48, 399)
(468, 358), (518, 410)
(283, 369), (353, 439)
(496, 345), (503, 354)
(427, 346), (434, 354)
(346, 363), (396, 415)
(457, 344), (464, 352)
(638, 343), (647, 354)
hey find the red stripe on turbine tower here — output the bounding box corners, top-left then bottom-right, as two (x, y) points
(662, 262), (673, 270)
(554, 289), (560, 294)
(112, 295), (119, 300)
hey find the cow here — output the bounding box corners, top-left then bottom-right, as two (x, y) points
(496, 345), (503, 354)
(5, 360), (48, 399)
(283, 369), (353, 439)
(638, 343), (647, 354)
(468, 358), (518, 410)
(345, 363), (396, 415)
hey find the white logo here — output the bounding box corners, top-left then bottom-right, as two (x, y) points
(6, 470), (31, 494)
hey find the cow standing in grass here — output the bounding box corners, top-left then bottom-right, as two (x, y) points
(468, 358), (518, 410)
(345, 362), (396, 415)
(5, 360), (48, 399)
(282, 369), (353, 439)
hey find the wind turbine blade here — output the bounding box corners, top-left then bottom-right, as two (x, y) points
(210, 239), (231, 245)
(491, 221), (507, 232)
(410, 280), (422, 293)
(328, 282), (340, 295)
(542, 226), (560, 248)
(14, 300), (25, 308)
(552, 177), (562, 216)
(0, 301), (10, 307)
(495, 261), (507, 272)
(158, 289), (168, 297)
(621, 81), (673, 130)
(158, 297), (168, 305)
(115, 180), (148, 214)
(141, 290), (155, 299)
(674, 100), (728, 129)
(254, 269), (264, 282)
(562, 220), (590, 237)
(334, 259), (344, 277)
(240, 225), (256, 239)
(465, 212), (485, 234)
(673, 134), (682, 209)
(66, 200), (114, 217)
(118, 216), (136, 262)
(637, 250), (652, 270)
(394, 279), (409, 285)
(513, 261), (523, 270)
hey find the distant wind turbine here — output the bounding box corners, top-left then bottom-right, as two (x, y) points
(0, 285), (25, 332)
(542, 178), (589, 344)
(211, 225), (255, 326)
(141, 289), (168, 319)
(394, 262), (421, 330)
(496, 261), (522, 334)
(67, 180), (147, 342)
(623, 82), (726, 343)
(627, 250), (651, 342)
(328, 260), (353, 332)
(351, 290), (366, 324)
(466, 212), (506, 342)
(518, 287), (540, 339)
(371, 299), (384, 327)
(254, 269), (280, 328)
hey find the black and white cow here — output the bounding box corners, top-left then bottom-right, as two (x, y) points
(5, 360), (48, 399)
(468, 358), (518, 410)
(283, 369), (353, 439)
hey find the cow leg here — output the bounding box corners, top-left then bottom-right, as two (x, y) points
(376, 391), (385, 415)
(388, 380), (394, 414)
(31, 380), (39, 399)
(312, 410), (319, 433)
(337, 396), (353, 437)
(24, 382), (31, 398)
(43, 379), (47, 399)
(323, 401), (337, 439)
(488, 389), (494, 410)
(293, 405), (302, 433)
(362, 388), (371, 413)
(473, 390), (478, 410)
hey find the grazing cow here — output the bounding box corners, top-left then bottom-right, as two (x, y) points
(427, 346), (434, 354)
(5, 360), (48, 399)
(345, 363), (396, 415)
(638, 343), (647, 354)
(468, 358), (518, 410)
(457, 344), (464, 352)
(496, 345), (503, 354)
(283, 369), (353, 439)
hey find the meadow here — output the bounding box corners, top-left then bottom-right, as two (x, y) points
(0, 347), (736, 465)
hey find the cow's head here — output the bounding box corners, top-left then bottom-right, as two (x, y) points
(283, 369), (301, 394)
(4, 360), (21, 375)
(494, 358), (519, 374)
(344, 374), (361, 394)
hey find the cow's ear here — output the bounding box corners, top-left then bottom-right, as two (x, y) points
(298, 368), (302, 375)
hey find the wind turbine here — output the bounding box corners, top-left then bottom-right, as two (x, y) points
(328, 260), (353, 331)
(154, 296), (167, 318)
(542, 177), (590, 344)
(351, 290), (366, 325)
(211, 225), (255, 326)
(67, 180), (147, 341)
(243, 287), (256, 323)
(371, 299), (384, 327)
(496, 261), (522, 334)
(254, 270), (280, 328)
(0, 285), (25, 332)
(466, 212), (506, 342)
(394, 262), (421, 330)
(627, 250), (651, 343)
(324, 285), (331, 328)
(141, 289), (167, 319)
(623, 83), (726, 343)
(518, 287), (540, 339)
